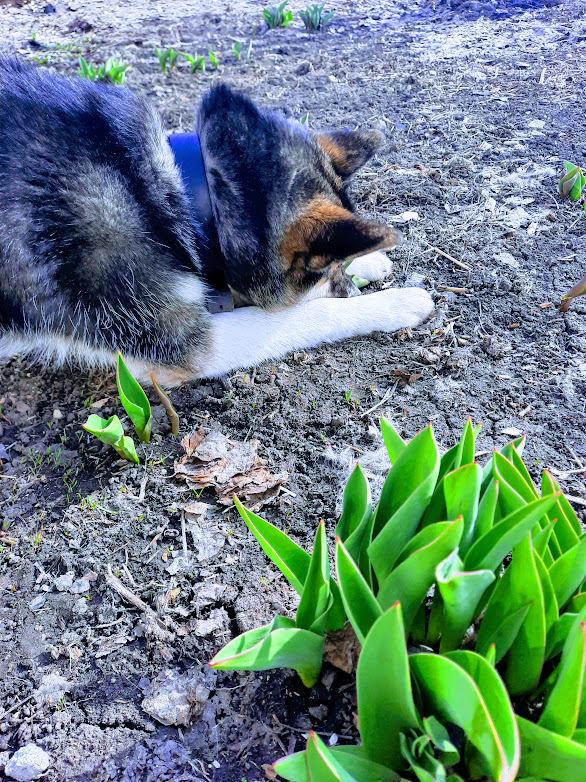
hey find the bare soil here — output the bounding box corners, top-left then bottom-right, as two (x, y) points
(1, 0), (586, 779)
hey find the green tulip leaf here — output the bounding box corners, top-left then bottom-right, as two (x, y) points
(540, 620), (586, 737)
(83, 413), (124, 446)
(274, 745), (400, 782)
(234, 496), (309, 595)
(505, 535), (547, 696)
(476, 600), (531, 663)
(546, 612), (578, 661)
(335, 538), (381, 644)
(411, 651), (520, 782)
(296, 521), (332, 634)
(209, 615), (324, 687)
(541, 470), (582, 553)
(116, 351), (152, 443)
(336, 464), (372, 544)
(113, 434), (140, 464)
(453, 416), (476, 469)
(377, 519), (464, 632)
(306, 732), (357, 782)
(475, 478), (499, 541)
(517, 716), (586, 781)
(549, 536), (586, 609)
(380, 416), (406, 463)
(357, 602), (419, 769)
(436, 549), (495, 652)
(463, 493), (558, 573)
(443, 462), (482, 555)
(368, 425), (440, 584)
(422, 715), (460, 766)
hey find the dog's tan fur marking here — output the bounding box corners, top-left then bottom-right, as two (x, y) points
(315, 134), (349, 172)
(280, 197), (349, 268)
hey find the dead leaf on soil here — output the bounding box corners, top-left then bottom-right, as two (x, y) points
(175, 428), (288, 511)
(323, 623), (361, 674)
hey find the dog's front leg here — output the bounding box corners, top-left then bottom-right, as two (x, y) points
(200, 287), (434, 378)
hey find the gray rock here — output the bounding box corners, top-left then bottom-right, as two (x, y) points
(5, 744), (50, 781)
(141, 668), (213, 726)
(33, 673), (71, 708)
(54, 572), (74, 592)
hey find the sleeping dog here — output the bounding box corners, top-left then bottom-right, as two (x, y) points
(0, 58), (433, 386)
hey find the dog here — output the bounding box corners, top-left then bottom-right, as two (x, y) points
(0, 58), (433, 386)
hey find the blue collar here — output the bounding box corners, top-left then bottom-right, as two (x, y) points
(167, 132), (233, 313)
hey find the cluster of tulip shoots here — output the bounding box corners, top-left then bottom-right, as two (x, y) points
(210, 418), (586, 782)
(82, 352), (178, 463)
(559, 161), (586, 312)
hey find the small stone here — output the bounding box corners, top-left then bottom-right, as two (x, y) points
(295, 60), (312, 75)
(5, 744), (50, 781)
(33, 674), (70, 708)
(54, 572), (74, 591)
(52, 409), (63, 420)
(69, 577), (90, 594)
(72, 598), (88, 615)
(141, 669), (212, 726)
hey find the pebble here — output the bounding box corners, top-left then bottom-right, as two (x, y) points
(141, 669), (212, 726)
(54, 572), (74, 592)
(5, 744), (50, 781)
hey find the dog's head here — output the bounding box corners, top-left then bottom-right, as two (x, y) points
(197, 85), (402, 308)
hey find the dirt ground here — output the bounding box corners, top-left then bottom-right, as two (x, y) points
(1, 0), (586, 779)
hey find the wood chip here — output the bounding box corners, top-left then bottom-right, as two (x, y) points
(438, 285), (468, 293)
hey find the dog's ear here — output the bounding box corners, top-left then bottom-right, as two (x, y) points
(314, 129), (383, 177)
(281, 199), (402, 275)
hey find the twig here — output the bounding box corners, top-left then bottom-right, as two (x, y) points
(438, 285), (468, 293)
(428, 246), (470, 271)
(0, 693), (34, 720)
(343, 443), (369, 455)
(360, 387), (393, 418)
(549, 466), (586, 478)
(105, 565), (175, 641)
(181, 510), (189, 561)
(138, 475), (148, 502)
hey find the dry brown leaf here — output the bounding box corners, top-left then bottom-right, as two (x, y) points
(175, 429), (287, 511)
(180, 427), (205, 456)
(323, 623), (360, 674)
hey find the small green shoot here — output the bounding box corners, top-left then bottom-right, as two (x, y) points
(299, 4), (335, 31)
(344, 389), (353, 404)
(181, 52), (205, 73)
(82, 414), (139, 464)
(77, 57), (130, 84)
(559, 160), (585, 201)
(300, 112), (309, 125)
(155, 47), (180, 72)
(208, 50), (219, 70)
(263, 1), (294, 28)
(232, 41), (242, 60)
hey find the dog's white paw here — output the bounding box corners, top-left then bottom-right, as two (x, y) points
(345, 251), (393, 282)
(363, 287), (435, 333)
